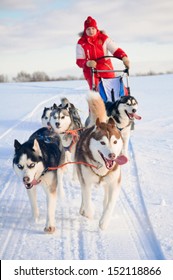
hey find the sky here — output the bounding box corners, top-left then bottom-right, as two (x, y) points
(0, 0), (173, 79)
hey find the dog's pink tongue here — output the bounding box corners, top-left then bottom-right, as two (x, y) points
(133, 113), (141, 120)
(31, 178), (40, 185)
(115, 155), (128, 165)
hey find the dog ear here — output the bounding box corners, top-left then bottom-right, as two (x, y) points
(32, 139), (42, 157)
(52, 103), (58, 110)
(14, 139), (21, 150)
(96, 118), (101, 127)
(108, 117), (115, 126)
(63, 103), (69, 110)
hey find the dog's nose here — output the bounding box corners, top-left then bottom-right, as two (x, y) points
(23, 176), (30, 183)
(55, 122), (60, 127)
(108, 153), (116, 159)
(132, 109), (136, 113)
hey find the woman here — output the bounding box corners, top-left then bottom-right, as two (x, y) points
(76, 16), (130, 90)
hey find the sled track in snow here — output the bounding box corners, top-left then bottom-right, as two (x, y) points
(121, 140), (165, 260)
(0, 174), (29, 259)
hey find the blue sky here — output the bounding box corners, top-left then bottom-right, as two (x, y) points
(0, 0), (173, 79)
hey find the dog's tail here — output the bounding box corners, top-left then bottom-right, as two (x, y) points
(87, 91), (107, 125)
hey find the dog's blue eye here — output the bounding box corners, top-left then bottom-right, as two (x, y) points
(28, 163), (35, 169)
(17, 164), (23, 170)
(100, 141), (105, 145)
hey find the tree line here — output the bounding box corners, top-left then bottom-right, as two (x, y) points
(0, 70), (173, 83)
(0, 71), (83, 83)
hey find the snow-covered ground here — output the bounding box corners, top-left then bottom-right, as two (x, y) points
(0, 75), (173, 260)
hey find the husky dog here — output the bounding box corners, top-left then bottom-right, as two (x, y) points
(75, 91), (128, 230)
(41, 106), (54, 129)
(50, 98), (83, 180)
(41, 103), (60, 129)
(105, 95), (141, 157)
(50, 98), (83, 133)
(13, 128), (65, 233)
(50, 98), (83, 155)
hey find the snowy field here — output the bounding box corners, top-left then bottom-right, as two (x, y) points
(0, 74), (173, 260)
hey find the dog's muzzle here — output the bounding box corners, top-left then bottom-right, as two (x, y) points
(23, 176), (41, 189)
(98, 150), (128, 169)
(55, 122), (60, 128)
(98, 151), (116, 170)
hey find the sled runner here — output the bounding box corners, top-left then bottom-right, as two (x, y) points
(91, 56), (130, 102)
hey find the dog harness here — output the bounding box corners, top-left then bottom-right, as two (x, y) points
(89, 166), (114, 184)
(62, 128), (81, 152)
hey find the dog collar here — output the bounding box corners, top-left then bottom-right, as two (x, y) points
(117, 121), (132, 131)
(90, 166), (112, 183)
(117, 126), (123, 131)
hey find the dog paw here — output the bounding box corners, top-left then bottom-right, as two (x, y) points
(28, 215), (39, 224)
(99, 219), (109, 230)
(80, 208), (94, 219)
(44, 226), (56, 234)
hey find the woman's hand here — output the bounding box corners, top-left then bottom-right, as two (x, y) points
(86, 60), (97, 68)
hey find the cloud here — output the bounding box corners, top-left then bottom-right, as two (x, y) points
(0, 0), (173, 77)
(0, 0), (56, 10)
(0, 0), (37, 10)
(0, 0), (173, 54)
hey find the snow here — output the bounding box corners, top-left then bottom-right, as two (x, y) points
(0, 75), (173, 260)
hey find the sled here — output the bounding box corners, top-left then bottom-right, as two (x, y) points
(91, 56), (130, 102)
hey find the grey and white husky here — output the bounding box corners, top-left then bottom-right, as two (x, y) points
(50, 98), (83, 147)
(75, 91), (128, 230)
(13, 128), (65, 233)
(41, 105), (55, 129)
(50, 98), (83, 178)
(105, 95), (141, 157)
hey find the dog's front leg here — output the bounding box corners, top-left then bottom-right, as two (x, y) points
(80, 183), (94, 219)
(99, 183), (121, 230)
(27, 188), (39, 223)
(71, 150), (78, 182)
(72, 164), (78, 182)
(57, 168), (65, 199)
(43, 185), (57, 234)
(121, 128), (130, 157)
(102, 184), (109, 211)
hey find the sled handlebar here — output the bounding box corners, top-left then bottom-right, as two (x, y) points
(91, 68), (129, 75)
(91, 56), (130, 92)
(91, 56), (129, 75)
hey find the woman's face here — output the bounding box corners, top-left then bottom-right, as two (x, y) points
(86, 27), (97, 36)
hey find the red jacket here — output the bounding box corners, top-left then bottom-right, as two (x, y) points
(76, 31), (127, 89)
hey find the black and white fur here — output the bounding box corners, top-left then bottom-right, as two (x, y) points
(50, 98), (83, 136)
(13, 128), (65, 233)
(49, 98), (83, 181)
(105, 95), (141, 157)
(41, 105), (55, 129)
(50, 98), (83, 168)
